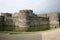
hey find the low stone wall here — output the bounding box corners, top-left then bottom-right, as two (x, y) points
(3, 25), (15, 31)
(14, 26), (28, 32)
(28, 24), (49, 31)
(0, 16), (4, 31)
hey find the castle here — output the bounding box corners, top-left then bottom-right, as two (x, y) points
(0, 10), (60, 31)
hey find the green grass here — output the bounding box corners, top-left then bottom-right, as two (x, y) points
(0, 27), (59, 34)
(0, 28), (50, 34)
(0, 29), (50, 34)
(0, 31), (37, 34)
(9, 32), (35, 34)
(0, 30), (48, 34)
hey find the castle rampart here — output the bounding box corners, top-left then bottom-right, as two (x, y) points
(0, 10), (60, 31)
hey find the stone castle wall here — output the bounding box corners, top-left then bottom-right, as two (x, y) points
(0, 13), (15, 31)
(12, 10), (49, 31)
(37, 12), (60, 28)
(0, 10), (60, 31)
(0, 16), (4, 31)
(47, 12), (59, 28)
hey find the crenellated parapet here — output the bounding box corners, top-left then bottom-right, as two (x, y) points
(19, 10), (33, 13)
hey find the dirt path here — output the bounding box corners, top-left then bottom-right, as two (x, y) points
(0, 28), (60, 40)
(42, 28), (60, 40)
(0, 33), (42, 40)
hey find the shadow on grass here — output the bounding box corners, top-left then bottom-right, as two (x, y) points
(0, 28), (50, 34)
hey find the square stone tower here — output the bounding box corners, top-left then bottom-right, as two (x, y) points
(47, 12), (59, 28)
(13, 10), (33, 31)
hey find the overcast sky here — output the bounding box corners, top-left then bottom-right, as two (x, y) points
(0, 0), (60, 14)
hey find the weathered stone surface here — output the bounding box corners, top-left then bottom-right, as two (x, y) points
(0, 10), (60, 31)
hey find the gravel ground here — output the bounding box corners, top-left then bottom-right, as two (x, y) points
(0, 28), (60, 40)
(0, 33), (42, 40)
(42, 28), (60, 40)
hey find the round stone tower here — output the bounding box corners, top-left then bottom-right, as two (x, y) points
(17, 10), (33, 31)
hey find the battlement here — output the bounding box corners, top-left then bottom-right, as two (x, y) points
(19, 10), (33, 13)
(0, 13), (12, 17)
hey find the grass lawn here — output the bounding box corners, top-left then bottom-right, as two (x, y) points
(0, 31), (38, 34)
(0, 27), (59, 34)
